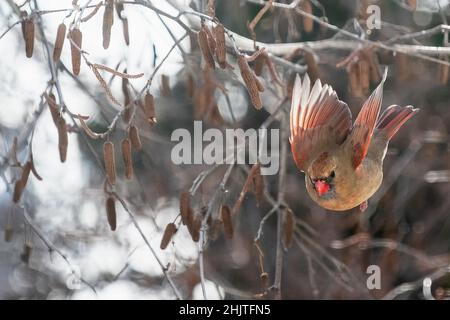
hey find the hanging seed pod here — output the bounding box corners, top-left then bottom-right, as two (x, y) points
(253, 54), (265, 76)
(186, 73), (195, 98)
(44, 92), (60, 124)
(122, 105), (133, 124)
(439, 59), (449, 85)
(208, 219), (222, 241)
(395, 52), (409, 83)
(160, 223), (177, 250)
(214, 23), (226, 69)
(204, 26), (216, 55)
(221, 205), (233, 239)
(4, 226), (13, 242)
(300, 0), (313, 33)
(20, 161), (32, 187)
(121, 138), (133, 180)
(253, 74), (265, 92)
(70, 28), (82, 75)
(187, 215), (201, 242)
(23, 14), (34, 58)
(116, 3), (130, 46)
(129, 125), (142, 150)
(29, 152), (42, 181)
(144, 93), (156, 124)
(303, 50), (320, 82)
(286, 73), (296, 99)
(238, 55), (262, 110)
(106, 196), (117, 231)
(347, 63), (362, 97)
(160, 74), (171, 96)
(179, 191), (191, 225)
(360, 59), (370, 95)
(53, 23), (66, 62)
(364, 49), (382, 84)
(13, 180), (24, 203)
(253, 163), (264, 207)
(103, 141), (116, 185)
(282, 208), (295, 250)
(197, 26), (216, 69)
(122, 19), (129, 46)
(121, 73), (130, 106)
(260, 272), (269, 288)
(21, 242), (33, 265)
(103, 0), (114, 49)
(57, 117), (68, 162)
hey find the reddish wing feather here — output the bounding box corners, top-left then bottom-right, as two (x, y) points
(290, 74), (352, 171)
(349, 77), (385, 168)
(376, 104), (419, 140)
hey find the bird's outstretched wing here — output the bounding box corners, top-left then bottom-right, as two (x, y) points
(347, 76), (385, 168)
(289, 74), (352, 171)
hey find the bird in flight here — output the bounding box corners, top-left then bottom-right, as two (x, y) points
(289, 72), (418, 211)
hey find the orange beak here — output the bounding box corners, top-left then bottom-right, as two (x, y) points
(315, 180), (330, 196)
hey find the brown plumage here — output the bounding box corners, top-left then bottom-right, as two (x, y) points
(289, 72), (418, 211)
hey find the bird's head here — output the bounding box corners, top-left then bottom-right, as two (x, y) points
(307, 152), (337, 198)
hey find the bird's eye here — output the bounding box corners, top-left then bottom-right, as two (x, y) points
(330, 171), (335, 178)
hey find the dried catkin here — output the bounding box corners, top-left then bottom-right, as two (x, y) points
(364, 49), (382, 84)
(115, 3), (129, 45)
(186, 73), (195, 98)
(197, 26), (216, 69)
(57, 117), (68, 162)
(439, 58), (449, 85)
(360, 59), (370, 95)
(300, 0), (313, 33)
(395, 52), (409, 83)
(21, 242), (33, 265)
(253, 163), (264, 207)
(44, 92), (59, 124)
(238, 55), (262, 109)
(70, 28), (82, 75)
(160, 74), (171, 96)
(144, 93), (156, 124)
(303, 50), (319, 82)
(129, 125), (142, 150)
(179, 191), (191, 225)
(347, 63), (362, 97)
(253, 74), (265, 92)
(4, 226), (13, 242)
(260, 272), (269, 288)
(221, 205), (233, 239)
(103, 141), (116, 185)
(214, 24), (226, 68)
(106, 196), (117, 231)
(103, 0), (114, 49)
(282, 208), (295, 250)
(13, 181), (23, 203)
(187, 215), (201, 242)
(253, 54), (265, 76)
(121, 138), (133, 179)
(160, 223), (177, 249)
(20, 161), (32, 187)
(53, 23), (66, 62)
(23, 15), (34, 58)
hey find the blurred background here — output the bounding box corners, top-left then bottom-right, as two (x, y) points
(0, 0), (450, 299)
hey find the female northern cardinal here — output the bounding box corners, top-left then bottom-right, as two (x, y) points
(289, 73), (418, 211)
